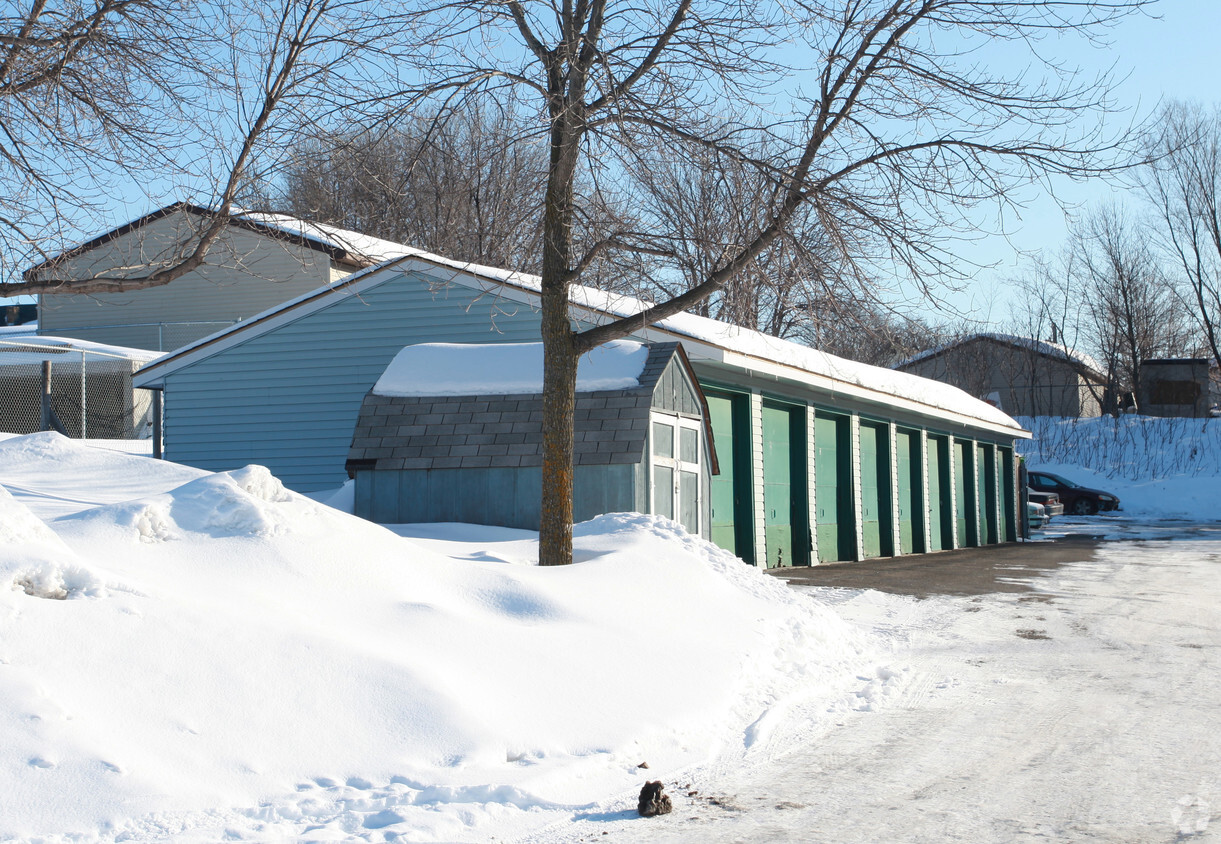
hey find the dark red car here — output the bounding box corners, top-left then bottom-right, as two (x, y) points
(1028, 471), (1121, 515)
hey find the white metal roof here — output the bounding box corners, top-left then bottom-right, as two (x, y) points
(134, 247), (1027, 437)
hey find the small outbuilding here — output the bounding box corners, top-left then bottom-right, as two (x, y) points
(1137, 359), (1217, 418)
(345, 340), (716, 536)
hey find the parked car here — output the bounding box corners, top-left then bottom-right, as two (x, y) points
(1027, 471), (1121, 515)
(1027, 501), (1048, 529)
(1026, 489), (1065, 519)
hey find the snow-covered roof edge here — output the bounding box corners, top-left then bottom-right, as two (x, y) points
(895, 332), (1104, 378)
(23, 203), (414, 279)
(372, 340), (649, 397)
(0, 334), (164, 363)
(134, 244), (1025, 435)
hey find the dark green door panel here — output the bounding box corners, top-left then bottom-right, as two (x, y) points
(999, 446), (1015, 542)
(954, 439), (977, 547)
(762, 403), (807, 567)
(707, 394), (737, 554)
(977, 443), (998, 544)
(926, 435), (948, 551)
(896, 428), (924, 555)
(706, 391), (755, 563)
(859, 421), (893, 558)
(762, 404), (791, 567)
(815, 412), (855, 562)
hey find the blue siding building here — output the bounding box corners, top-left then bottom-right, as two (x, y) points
(135, 251), (1031, 567)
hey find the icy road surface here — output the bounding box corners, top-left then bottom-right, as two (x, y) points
(530, 522), (1221, 843)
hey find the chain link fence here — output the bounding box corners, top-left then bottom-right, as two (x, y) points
(0, 339), (161, 439)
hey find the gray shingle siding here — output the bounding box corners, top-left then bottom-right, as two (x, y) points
(346, 342), (687, 475)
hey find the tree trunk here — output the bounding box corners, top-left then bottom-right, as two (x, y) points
(536, 81), (582, 566)
(538, 290), (577, 566)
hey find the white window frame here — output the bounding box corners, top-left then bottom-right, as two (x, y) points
(648, 411), (703, 533)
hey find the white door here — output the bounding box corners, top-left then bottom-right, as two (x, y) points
(650, 413), (702, 534)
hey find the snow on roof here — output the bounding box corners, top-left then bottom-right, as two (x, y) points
(373, 340), (648, 396)
(0, 335), (164, 365)
(25, 203), (416, 277)
(233, 211), (414, 265)
(896, 332), (1104, 377)
(135, 240), (1023, 432)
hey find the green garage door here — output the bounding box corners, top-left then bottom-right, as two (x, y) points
(706, 392), (753, 561)
(954, 439), (978, 547)
(926, 434), (952, 551)
(896, 428), (924, 555)
(762, 403), (807, 568)
(947, 439), (976, 552)
(859, 420), (894, 558)
(977, 443), (998, 545)
(999, 446), (1015, 542)
(815, 412), (855, 562)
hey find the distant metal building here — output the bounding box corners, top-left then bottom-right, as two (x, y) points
(1138, 359), (1216, 417)
(895, 333), (1106, 418)
(345, 341), (716, 536)
(134, 250), (1030, 567)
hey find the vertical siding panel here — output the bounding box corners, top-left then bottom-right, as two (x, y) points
(889, 421), (902, 556)
(749, 390), (766, 566)
(948, 433), (959, 549)
(806, 402), (818, 564)
(919, 428), (932, 553)
(850, 412), (864, 561)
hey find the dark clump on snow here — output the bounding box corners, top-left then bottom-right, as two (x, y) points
(637, 781), (672, 817)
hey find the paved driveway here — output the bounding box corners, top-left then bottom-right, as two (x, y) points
(538, 518), (1221, 844)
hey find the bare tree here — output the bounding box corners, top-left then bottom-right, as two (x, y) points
(270, 105), (551, 270)
(0, 0), (195, 278)
(1, 0), (384, 296)
(1142, 100), (1221, 372)
(371, 0), (1149, 565)
(1067, 203), (1190, 408)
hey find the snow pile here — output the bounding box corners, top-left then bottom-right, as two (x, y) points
(373, 339), (649, 396)
(0, 431), (207, 518)
(1019, 415), (1221, 520)
(0, 485), (103, 600)
(0, 434), (889, 842)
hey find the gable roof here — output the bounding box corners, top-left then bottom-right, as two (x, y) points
(24, 203), (414, 279)
(133, 245), (1027, 437)
(895, 332), (1105, 380)
(346, 341), (717, 475)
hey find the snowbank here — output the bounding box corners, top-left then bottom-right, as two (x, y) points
(0, 434), (889, 842)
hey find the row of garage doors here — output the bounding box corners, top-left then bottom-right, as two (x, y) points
(704, 390), (1018, 567)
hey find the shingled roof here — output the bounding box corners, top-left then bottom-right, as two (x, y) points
(346, 342), (713, 476)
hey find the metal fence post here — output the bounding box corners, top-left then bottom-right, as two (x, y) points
(152, 390), (163, 459)
(80, 350), (87, 439)
(40, 361), (51, 431)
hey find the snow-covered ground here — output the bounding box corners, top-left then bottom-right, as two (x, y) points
(0, 433), (899, 842)
(550, 521), (1221, 843)
(1, 424), (1218, 843)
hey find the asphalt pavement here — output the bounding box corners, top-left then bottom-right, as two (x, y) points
(769, 532), (1106, 597)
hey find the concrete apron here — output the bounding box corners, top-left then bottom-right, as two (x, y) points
(768, 534), (1104, 598)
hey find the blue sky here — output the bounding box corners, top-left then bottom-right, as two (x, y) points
(947, 0), (1221, 325)
(11, 1), (1218, 329)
